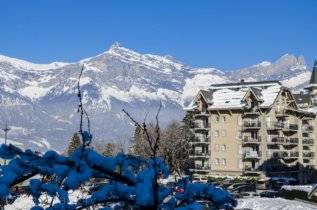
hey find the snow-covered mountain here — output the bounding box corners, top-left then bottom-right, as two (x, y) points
(227, 54), (310, 88)
(0, 43), (312, 151)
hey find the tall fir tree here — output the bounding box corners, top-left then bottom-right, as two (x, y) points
(102, 143), (117, 156)
(67, 133), (82, 155)
(181, 112), (196, 174)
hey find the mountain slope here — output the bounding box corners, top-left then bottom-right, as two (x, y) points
(227, 54), (310, 89)
(0, 44), (311, 151)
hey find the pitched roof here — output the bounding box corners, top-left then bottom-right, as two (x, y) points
(250, 87), (263, 100)
(199, 90), (213, 103)
(310, 60), (317, 84)
(185, 81), (283, 111)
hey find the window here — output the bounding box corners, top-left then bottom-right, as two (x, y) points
(215, 158), (220, 165)
(215, 116), (220, 123)
(221, 144), (226, 151)
(214, 130), (219, 137)
(221, 116), (226, 123)
(221, 130), (227, 137)
(222, 158), (227, 165)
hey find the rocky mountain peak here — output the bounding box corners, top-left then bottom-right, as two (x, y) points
(0, 45), (312, 151)
(276, 54), (306, 67)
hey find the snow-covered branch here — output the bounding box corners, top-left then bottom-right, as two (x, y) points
(0, 143), (236, 209)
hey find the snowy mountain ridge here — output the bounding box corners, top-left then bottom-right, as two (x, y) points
(0, 54), (69, 71)
(0, 43), (312, 151)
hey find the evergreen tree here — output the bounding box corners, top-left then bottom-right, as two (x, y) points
(181, 112), (196, 174)
(66, 132), (82, 155)
(102, 142), (118, 156)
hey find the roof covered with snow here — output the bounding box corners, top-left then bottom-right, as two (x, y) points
(199, 90), (213, 103)
(186, 81), (284, 110)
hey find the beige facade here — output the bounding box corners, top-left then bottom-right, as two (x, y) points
(186, 80), (317, 179)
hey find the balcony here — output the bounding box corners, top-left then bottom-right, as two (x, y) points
(191, 135), (209, 144)
(269, 151), (299, 159)
(267, 121), (284, 130)
(283, 123), (298, 132)
(267, 136), (298, 145)
(268, 136), (299, 145)
(284, 137), (299, 145)
(268, 136), (285, 144)
(276, 110), (289, 118)
(242, 136), (261, 144)
(244, 166), (261, 174)
(303, 138), (314, 145)
(192, 165), (210, 172)
(194, 112), (209, 118)
(243, 110), (260, 117)
(269, 151), (287, 159)
(189, 151), (210, 158)
(242, 121), (261, 130)
(193, 121), (209, 132)
(303, 152), (314, 159)
(302, 125), (314, 133)
(303, 145), (312, 151)
(244, 150), (260, 160)
(286, 151), (299, 159)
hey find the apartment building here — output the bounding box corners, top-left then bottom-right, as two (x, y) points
(185, 60), (317, 178)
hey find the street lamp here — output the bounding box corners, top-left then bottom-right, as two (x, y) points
(2, 122), (11, 165)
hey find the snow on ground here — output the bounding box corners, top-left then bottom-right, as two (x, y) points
(6, 191), (88, 210)
(281, 185), (313, 193)
(6, 195), (35, 210)
(237, 197), (317, 210)
(7, 195), (317, 210)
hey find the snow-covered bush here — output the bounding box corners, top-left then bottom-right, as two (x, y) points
(0, 66), (236, 209)
(0, 143), (236, 209)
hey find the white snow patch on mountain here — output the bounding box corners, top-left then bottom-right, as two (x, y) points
(80, 77), (93, 86)
(19, 85), (52, 100)
(281, 71), (311, 88)
(101, 85), (181, 105)
(0, 137), (24, 147)
(29, 138), (50, 149)
(252, 61), (272, 68)
(0, 55), (69, 71)
(188, 68), (224, 75)
(3, 85), (16, 93)
(182, 73), (229, 101)
(101, 86), (133, 104)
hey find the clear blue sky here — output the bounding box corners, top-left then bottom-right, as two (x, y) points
(0, 0), (316, 70)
